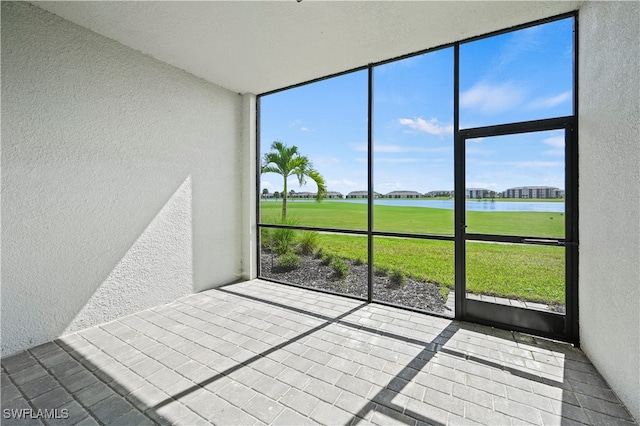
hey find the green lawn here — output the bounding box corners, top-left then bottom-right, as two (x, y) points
(261, 200), (564, 238)
(311, 234), (564, 304)
(260, 201), (565, 304)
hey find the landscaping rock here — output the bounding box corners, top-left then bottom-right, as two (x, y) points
(260, 251), (447, 314)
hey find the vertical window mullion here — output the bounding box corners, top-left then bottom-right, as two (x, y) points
(453, 43), (466, 319)
(367, 64), (374, 303)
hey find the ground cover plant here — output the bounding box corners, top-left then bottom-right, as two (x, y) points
(277, 252), (300, 271)
(259, 249), (447, 314)
(311, 234), (564, 304)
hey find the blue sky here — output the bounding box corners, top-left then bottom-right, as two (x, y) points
(260, 18), (573, 196)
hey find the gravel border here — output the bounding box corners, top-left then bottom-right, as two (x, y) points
(260, 251), (449, 314)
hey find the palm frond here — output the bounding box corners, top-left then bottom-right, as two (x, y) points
(307, 168), (327, 201)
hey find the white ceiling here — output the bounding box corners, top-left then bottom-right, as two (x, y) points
(35, 1), (583, 95)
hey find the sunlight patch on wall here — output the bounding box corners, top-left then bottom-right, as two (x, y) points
(64, 176), (193, 334)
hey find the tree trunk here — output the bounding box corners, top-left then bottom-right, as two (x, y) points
(282, 179), (287, 219)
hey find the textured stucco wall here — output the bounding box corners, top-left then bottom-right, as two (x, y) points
(240, 94), (258, 280)
(1, 3), (243, 356)
(578, 1), (640, 421)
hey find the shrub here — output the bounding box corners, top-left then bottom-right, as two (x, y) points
(353, 258), (364, 266)
(260, 227), (272, 249)
(297, 231), (319, 255)
(374, 265), (389, 276)
(320, 253), (334, 266)
(314, 247), (324, 259)
(389, 270), (407, 288)
(270, 217), (300, 255)
(272, 228), (296, 255)
(332, 258), (350, 279)
(277, 252), (300, 271)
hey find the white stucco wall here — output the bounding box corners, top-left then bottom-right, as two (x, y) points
(1, 3), (244, 356)
(240, 94), (258, 281)
(578, 1), (640, 421)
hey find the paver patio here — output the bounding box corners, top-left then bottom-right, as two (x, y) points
(1, 280), (636, 425)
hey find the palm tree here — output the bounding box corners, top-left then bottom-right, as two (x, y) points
(261, 141), (327, 219)
(262, 188), (268, 199)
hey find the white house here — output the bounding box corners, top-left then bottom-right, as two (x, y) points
(346, 190), (382, 199)
(385, 190), (422, 199)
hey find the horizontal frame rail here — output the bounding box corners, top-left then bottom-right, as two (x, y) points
(258, 223), (456, 242)
(465, 233), (565, 246)
(459, 116), (574, 139)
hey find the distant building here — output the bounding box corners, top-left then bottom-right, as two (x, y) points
(289, 191), (343, 199)
(466, 188), (491, 198)
(385, 190), (422, 199)
(426, 190), (453, 197)
(346, 191), (382, 199)
(502, 186), (563, 199)
(292, 191), (315, 199)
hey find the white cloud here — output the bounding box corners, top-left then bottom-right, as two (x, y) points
(542, 135), (565, 156)
(376, 182), (404, 191)
(460, 81), (525, 114)
(398, 117), (453, 136)
(467, 181), (500, 189)
(507, 161), (564, 168)
(477, 160), (564, 168)
(288, 120), (312, 131)
(542, 136), (565, 148)
(375, 158), (426, 164)
(316, 157), (340, 166)
(327, 179), (358, 189)
(352, 143), (451, 154)
(260, 181), (275, 190)
(528, 91), (571, 109)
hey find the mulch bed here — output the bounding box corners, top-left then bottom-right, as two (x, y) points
(260, 251), (449, 314)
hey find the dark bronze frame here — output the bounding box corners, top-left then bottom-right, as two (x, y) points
(256, 12), (579, 344)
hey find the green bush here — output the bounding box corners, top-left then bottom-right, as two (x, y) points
(272, 228), (296, 255)
(320, 253), (334, 266)
(332, 258), (350, 279)
(297, 231), (320, 255)
(260, 227), (272, 249)
(353, 258), (364, 266)
(314, 247), (324, 259)
(389, 270), (407, 288)
(374, 265), (389, 276)
(277, 252), (300, 271)
(270, 217), (300, 255)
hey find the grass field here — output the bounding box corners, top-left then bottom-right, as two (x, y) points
(261, 201), (564, 237)
(260, 201), (565, 304)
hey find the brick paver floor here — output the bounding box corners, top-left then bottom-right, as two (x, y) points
(2, 280), (637, 425)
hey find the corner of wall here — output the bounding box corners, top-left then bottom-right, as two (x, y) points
(577, 1), (640, 421)
(240, 93), (258, 281)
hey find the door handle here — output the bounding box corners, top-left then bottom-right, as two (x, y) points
(522, 238), (561, 245)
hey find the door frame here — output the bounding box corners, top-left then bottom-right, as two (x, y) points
(454, 117), (578, 343)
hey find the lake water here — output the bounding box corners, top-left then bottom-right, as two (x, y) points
(339, 199), (564, 212)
